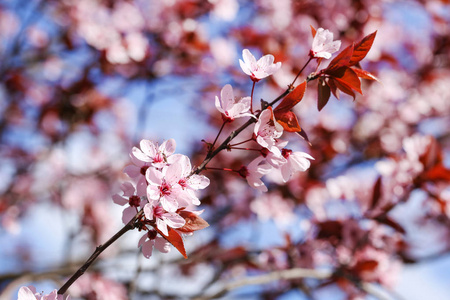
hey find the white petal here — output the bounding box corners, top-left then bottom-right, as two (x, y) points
(239, 59), (252, 76)
(141, 238), (154, 258)
(161, 138), (176, 155)
(140, 140), (157, 158)
(112, 194), (128, 206)
(122, 206), (137, 224)
(188, 174), (210, 189)
(18, 287), (37, 300)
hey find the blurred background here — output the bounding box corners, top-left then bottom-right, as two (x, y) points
(1, 0), (450, 299)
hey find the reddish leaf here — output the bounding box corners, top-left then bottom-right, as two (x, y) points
(374, 216), (406, 234)
(349, 31), (377, 66)
(327, 78), (339, 99)
(317, 220), (343, 239)
(333, 78), (356, 99)
(296, 129), (311, 145)
(424, 164), (450, 182)
(420, 136), (442, 169)
(352, 260), (379, 273)
(369, 176), (382, 210)
(154, 225), (188, 259)
(215, 246), (248, 263)
(330, 67), (362, 94)
(352, 67), (379, 81)
(318, 77), (331, 111)
(275, 81), (307, 112)
(327, 43), (354, 71)
(177, 210), (210, 233)
(310, 25), (317, 38)
(275, 110), (302, 132)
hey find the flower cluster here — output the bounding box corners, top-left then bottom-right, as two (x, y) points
(214, 49), (314, 192)
(18, 286), (69, 300)
(114, 139), (210, 258)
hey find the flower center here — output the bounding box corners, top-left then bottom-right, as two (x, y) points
(282, 148), (292, 159)
(160, 182), (171, 196)
(237, 166), (250, 178)
(153, 153), (164, 164)
(178, 178), (188, 188)
(129, 195), (140, 207)
(153, 206), (164, 218)
(140, 165), (149, 176)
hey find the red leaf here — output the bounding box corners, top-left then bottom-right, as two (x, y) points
(310, 25), (317, 38)
(296, 129), (311, 145)
(177, 210), (209, 233)
(352, 67), (379, 81)
(275, 81), (307, 112)
(332, 78), (356, 99)
(349, 31), (377, 66)
(369, 176), (382, 210)
(327, 78), (339, 99)
(424, 164), (450, 182)
(330, 67), (362, 94)
(374, 216), (406, 234)
(318, 77), (331, 111)
(327, 43), (354, 71)
(154, 225), (188, 259)
(352, 260), (379, 273)
(274, 110), (302, 132)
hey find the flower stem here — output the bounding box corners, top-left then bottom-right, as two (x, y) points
(229, 138), (254, 147)
(291, 57), (312, 86)
(205, 167), (235, 172)
(250, 81), (256, 114)
(210, 121), (227, 153)
(229, 147), (261, 151)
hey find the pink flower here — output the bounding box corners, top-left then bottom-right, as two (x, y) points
(215, 84), (253, 122)
(18, 286), (69, 300)
(254, 108), (283, 156)
(138, 230), (171, 258)
(261, 140), (288, 168)
(146, 155), (206, 212)
(239, 49), (281, 82)
(124, 139), (176, 178)
(250, 192), (296, 227)
(174, 154), (210, 205)
(280, 149), (314, 182)
(309, 28), (341, 59)
(143, 201), (185, 236)
(112, 182), (146, 224)
(239, 156), (273, 192)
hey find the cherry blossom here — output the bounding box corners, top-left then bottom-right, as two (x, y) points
(138, 230), (171, 258)
(143, 201), (185, 236)
(146, 155), (207, 212)
(280, 149), (314, 182)
(112, 182), (146, 224)
(250, 192), (296, 227)
(173, 154), (210, 205)
(309, 28), (341, 59)
(239, 156), (273, 192)
(254, 108), (283, 156)
(239, 49), (281, 82)
(124, 139), (175, 178)
(18, 286), (69, 300)
(215, 84), (253, 122)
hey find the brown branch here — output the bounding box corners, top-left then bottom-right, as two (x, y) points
(57, 210), (144, 295)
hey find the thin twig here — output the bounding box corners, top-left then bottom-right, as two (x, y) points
(192, 267), (333, 300)
(57, 211), (143, 295)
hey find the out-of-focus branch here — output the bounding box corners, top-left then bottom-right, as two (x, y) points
(192, 267), (332, 300)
